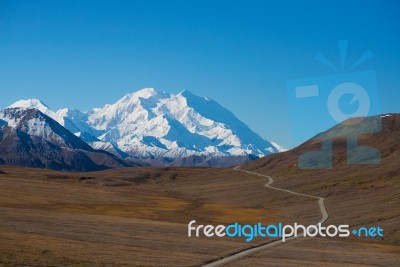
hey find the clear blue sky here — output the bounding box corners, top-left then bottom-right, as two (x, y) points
(0, 0), (399, 148)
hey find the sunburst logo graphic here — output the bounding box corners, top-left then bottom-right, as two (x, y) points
(287, 40), (382, 169)
(315, 40), (373, 71)
(316, 40), (375, 123)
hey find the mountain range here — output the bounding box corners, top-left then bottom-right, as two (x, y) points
(0, 88), (283, 170)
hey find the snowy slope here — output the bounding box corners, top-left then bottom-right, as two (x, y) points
(8, 99), (58, 119)
(0, 108), (92, 150)
(5, 88), (283, 161)
(7, 99), (103, 142)
(81, 88), (279, 158)
(0, 107), (143, 171)
(270, 141), (288, 152)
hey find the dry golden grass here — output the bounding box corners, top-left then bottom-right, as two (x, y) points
(0, 165), (320, 266)
(0, 161), (398, 266)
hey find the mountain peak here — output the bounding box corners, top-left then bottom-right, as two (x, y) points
(8, 98), (49, 110)
(126, 88), (159, 99)
(7, 98), (59, 123)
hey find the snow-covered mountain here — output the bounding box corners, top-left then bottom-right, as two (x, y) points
(0, 107), (90, 150)
(5, 88), (282, 165)
(0, 108), (142, 171)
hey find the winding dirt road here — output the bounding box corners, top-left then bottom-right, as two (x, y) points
(201, 166), (329, 267)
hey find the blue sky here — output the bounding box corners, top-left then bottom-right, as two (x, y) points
(0, 0), (399, 148)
